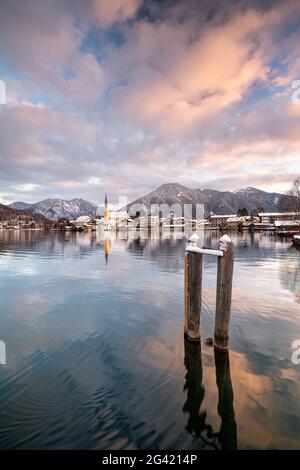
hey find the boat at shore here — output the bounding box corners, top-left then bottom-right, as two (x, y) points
(293, 235), (300, 246)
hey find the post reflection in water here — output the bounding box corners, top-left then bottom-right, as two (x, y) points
(214, 349), (237, 450)
(183, 340), (213, 447)
(1, 230), (300, 449)
(183, 339), (237, 450)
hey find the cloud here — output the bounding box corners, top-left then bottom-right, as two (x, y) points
(106, 1), (300, 136)
(1, 0), (300, 203)
(91, 0), (142, 26)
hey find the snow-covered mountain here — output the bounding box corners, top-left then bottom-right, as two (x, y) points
(9, 184), (297, 221)
(9, 198), (98, 221)
(233, 187), (281, 206)
(125, 183), (295, 216)
(0, 203), (52, 225)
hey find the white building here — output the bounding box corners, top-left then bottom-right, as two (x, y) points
(258, 212), (300, 224)
(74, 216), (92, 228)
(209, 214), (236, 226)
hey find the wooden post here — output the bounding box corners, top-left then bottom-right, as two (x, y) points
(184, 253), (189, 335)
(214, 235), (234, 351)
(185, 234), (202, 342)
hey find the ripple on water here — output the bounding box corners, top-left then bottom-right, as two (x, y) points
(0, 232), (300, 449)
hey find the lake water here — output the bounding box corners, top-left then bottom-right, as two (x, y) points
(0, 229), (300, 450)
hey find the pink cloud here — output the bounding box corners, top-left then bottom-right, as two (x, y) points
(1, 0), (300, 201)
(91, 0), (142, 26)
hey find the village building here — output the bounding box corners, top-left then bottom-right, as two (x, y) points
(226, 216), (248, 229)
(274, 220), (300, 233)
(74, 215), (92, 228)
(209, 214), (236, 226)
(258, 212), (300, 224)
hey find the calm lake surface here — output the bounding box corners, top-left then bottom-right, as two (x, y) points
(0, 229), (300, 450)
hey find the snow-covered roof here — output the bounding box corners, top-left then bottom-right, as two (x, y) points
(275, 220), (300, 227)
(252, 222), (274, 226)
(109, 211), (128, 219)
(75, 215), (91, 223)
(259, 212), (300, 217)
(227, 217), (246, 222)
(210, 214), (235, 219)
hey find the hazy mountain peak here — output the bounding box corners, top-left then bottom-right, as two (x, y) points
(156, 182), (187, 191)
(234, 186), (270, 195)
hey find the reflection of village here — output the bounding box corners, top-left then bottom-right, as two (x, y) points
(1, 227), (299, 271)
(0, 228), (300, 448)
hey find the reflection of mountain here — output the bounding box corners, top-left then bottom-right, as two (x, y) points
(1, 231), (295, 276)
(279, 252), (300, 303)
(126, 236), (185, 273)
(124, 231), (291, 274)
(0, 230), (99, 259)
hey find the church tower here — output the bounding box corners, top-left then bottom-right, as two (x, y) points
(104, 193), (109, 221)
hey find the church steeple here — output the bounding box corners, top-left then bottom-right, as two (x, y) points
(104, 193), (109, 221)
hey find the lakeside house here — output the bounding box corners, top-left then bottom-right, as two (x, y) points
(74, 215), (92, 229)
(209, 214), (236, 226)
(258, 212), (300, 224)
(70, 209), (300, 234)
(275, 220), (300, 234)
(226, 216), (249, 228)
(0, 220), (43, 230)
(294, 235), (300, 246)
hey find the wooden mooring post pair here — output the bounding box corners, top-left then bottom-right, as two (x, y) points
(184, 234), (234, 351)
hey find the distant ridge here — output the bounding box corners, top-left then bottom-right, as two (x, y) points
(124, 183), (295, 216)
(9, 198), (98, 221)
(0, 203), (52, 224)
(9, 184), (297, 220)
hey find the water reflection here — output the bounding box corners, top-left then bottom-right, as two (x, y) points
(183, 339), (237, 450)
(183, 340), (214, 447)
(104, 238), (111, 266)
(214, 349), (237, 450)
(279, 252), (300, 303)
(0, 230), (300, 449)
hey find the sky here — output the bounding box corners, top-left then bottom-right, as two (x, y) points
(1, 0), (300, 205)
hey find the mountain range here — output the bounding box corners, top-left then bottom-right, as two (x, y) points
(6, 183), (297, 221)
(0, 203), (52, 225)
(9, 198), (98, 221)
(125, 183), (292, 216)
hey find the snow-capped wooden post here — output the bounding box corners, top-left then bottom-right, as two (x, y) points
(184, 252), (189, 335)
(185, 233), (202, 342)
(214, 235), (234, 351)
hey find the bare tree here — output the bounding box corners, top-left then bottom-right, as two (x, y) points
(289, 177), (300, 199)
(288, 177), (300, 211)
(278, 176), (300, 212)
